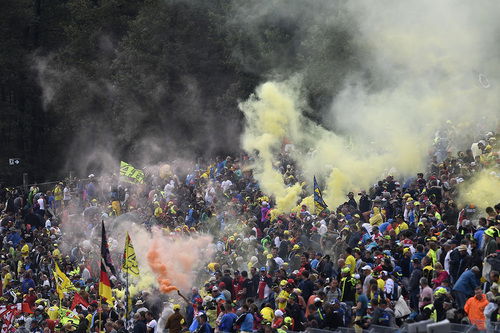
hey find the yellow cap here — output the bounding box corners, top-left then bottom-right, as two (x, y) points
(173, 304), (181, 310)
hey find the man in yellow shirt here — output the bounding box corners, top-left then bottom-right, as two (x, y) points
(2, 266), (12, 290)
(276, 281), (290, 310)
(20, 240), (30, 258)
(47, 300), (60, 320)
(260, 303), (275, 322)
(345, 248), (357, 275)
(53, 183), (63, 213)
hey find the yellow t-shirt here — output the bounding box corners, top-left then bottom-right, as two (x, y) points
(21, 244), (30, 257)
(47, 306), (59, 320)
(207, 263), (217, 272)
(54, 187), (63, 201)
(154, 207), (163, 217)
(377, 278), (385, 290)
(427, 249), (437, 266)
(346, 255), (356, 274)
(2, 272), (12, 289)
(53, 248), (61, 260)
(261, 307), (275, 322)
(277, 290), (290, 310)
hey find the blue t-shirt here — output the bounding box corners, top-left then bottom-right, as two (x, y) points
(311, 259), (319, 270)
(240, 313), (254, 332)
(379, 222), (390, 233)
(219, 313), (237, 332)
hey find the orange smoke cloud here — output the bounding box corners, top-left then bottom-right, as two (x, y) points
(147, 240), (178, 293)
(146, 229), (214, 293)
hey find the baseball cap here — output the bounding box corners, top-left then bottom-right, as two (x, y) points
(362, 265), (372, 271)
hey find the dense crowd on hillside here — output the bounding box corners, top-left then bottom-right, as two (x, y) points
(0, 130), (499, 333)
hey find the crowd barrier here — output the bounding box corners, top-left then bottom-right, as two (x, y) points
(285, 320), (500, 333)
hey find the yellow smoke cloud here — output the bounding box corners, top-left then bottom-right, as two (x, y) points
(239, 1), (500, 209)
(240, 81), (305, 214)
(459, 170), (500, 209)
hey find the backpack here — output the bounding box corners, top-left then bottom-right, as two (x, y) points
(233, 312), (248, 330)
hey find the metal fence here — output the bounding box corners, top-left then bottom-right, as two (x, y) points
(286, 321), (492, 333)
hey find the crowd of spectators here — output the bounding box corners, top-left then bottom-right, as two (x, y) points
(0, 130), (499, 333)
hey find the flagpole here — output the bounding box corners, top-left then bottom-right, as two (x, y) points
(125, 271), (129, 330)
(99, 295), (102, 333)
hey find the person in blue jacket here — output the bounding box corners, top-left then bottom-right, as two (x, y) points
(452, 266), (481, 309)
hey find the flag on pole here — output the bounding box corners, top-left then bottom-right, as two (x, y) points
(70, 293), (90, 310)
(122, 232), (139, 276)
(99, 262), (113, 306)
(314, 176), (328, 214)
(101, 221), (116, 276)
(120, 161), (145, 184)
(53, 263), (75, 299)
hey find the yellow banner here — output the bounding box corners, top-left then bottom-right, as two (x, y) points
(122, 232), (139, 276)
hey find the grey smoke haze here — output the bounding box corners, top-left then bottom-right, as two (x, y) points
(34, 0), (499, 180)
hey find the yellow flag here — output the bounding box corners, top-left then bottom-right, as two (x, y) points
(53, 263), (75, 299)
(120, 161), (144, 184)
(122, 232), (139, 276)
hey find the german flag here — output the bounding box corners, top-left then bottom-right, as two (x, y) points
(99, 262), (113, 305)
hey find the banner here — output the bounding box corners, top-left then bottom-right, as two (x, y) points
(58, 307), (80, 327)
(0, 303), (30, 333)
(70, 293), (89, 310)
(54, 263), (75, 299)
(122, 232), (139, 276)
(120, 161), (145, 184)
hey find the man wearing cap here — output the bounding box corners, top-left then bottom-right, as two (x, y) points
(453, 266), (481, 309)
(361, 265), (373, 295)
(257, 267), (272, 301)
(449, 244), (472, 283)
(218, 282), (231, 302)
(484, 227), (498, 258)
(195, 312), (212, 333)
(339, 267), (356, 305)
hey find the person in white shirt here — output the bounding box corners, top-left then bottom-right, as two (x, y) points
(145, 311), (157, 333)
(45, 217), (51, 229)
(37, 195), (45, 212)
(80, 264), (91, 283)
(63, 186), (71, 205)
(221, 179), (232, 193)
